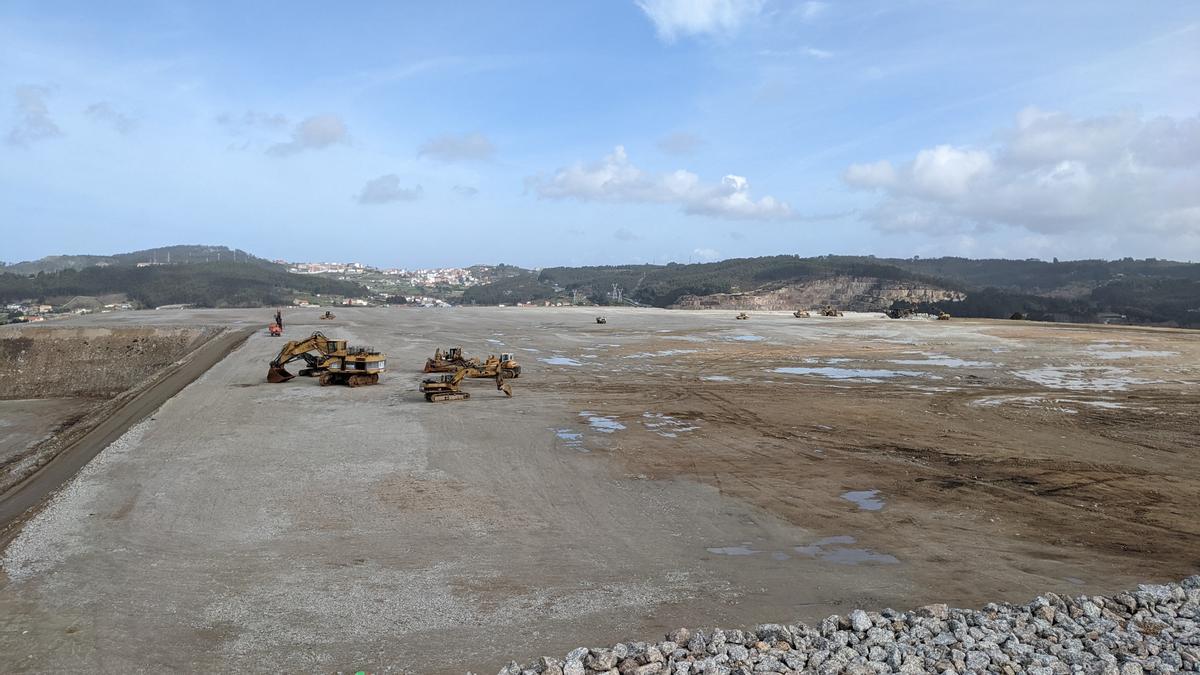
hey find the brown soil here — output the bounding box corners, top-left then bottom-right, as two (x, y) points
(550, 320), (1200, 607)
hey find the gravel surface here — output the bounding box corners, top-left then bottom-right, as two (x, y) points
(492, 577), (1200, 675)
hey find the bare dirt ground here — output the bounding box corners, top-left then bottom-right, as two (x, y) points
(0, 307), (1196, 673)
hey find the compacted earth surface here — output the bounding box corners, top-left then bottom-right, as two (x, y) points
(0, 325), (220, 495)
(0, 307), (1196, 673)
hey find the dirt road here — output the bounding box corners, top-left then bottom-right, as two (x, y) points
(0, 308), (1196, 673)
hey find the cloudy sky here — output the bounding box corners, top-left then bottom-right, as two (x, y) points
(2, 1), (1198, 267)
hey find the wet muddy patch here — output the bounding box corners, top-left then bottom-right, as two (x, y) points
(774, 366), (924, 381)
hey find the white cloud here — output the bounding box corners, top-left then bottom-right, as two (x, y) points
(356, 174), (422, 204)
(636, 0), (764, 42)
(85, 102), (135, 134)
(693, 247), (721, 261)
(418, 132), (495, 161)
(657, 131), (705, 156)
(845, 107), (1200, 237)
(268, 114), (348, 156)
(799, 1), (827, 21)
(7, 85), (62, 147)
(529, 145), (793, 220)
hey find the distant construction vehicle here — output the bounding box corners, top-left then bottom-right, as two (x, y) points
(820, 306), (844, 317)
(268, 323), (282, 336)
(793, 310), (810, 318)
(736, 312), (749, 320)
(887, 307), (914, 319)
(937, 311), (951, 320)
(320, 311), (335, 320)
(596, 316), (607, 324)
(420, 365), (512, 402)
(267, 331), (385, 387)
(476, 352), (521, 379)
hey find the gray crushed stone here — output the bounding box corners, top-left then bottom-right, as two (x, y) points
(488, 576), (1200, 675)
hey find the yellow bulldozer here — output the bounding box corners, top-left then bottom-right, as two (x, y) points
(596, 316), (607, 324)
(735, 312), (749, 320)
(420, 365), (512, 402)
(423, 347), (479, 373)
(793, 310), (810, 318)
(475, 352), (521, 379)
(267, 331), (385, 387)
(820, 306), (844, 317)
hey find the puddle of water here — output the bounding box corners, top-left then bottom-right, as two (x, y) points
(540, 357), (583, 366)
(487, 339), (505, 345)
(520, 348), (540, 353)
(624, 349), (698, 359)
(1086, 344), (1176, 360)
(701, 375), (733, 382)
(1065, 576), (1086, 586)
(662, 335), (709, 343)
(707, 545), (759, 556)
(642, 412), (700, 437)
(793, 535), (899, 565)
(579, 412), (625, 433)
(554, 429), (587, 452)
(729, 335), (763, 342)
(771, 551), (791, 561)
(889, 356), (995, 368)
(841, 490), (884, 511)
(1013, 366), (1159, 392)
(774, 367), (923, 380)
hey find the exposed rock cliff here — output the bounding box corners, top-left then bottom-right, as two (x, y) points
(669, 276), (964, 311)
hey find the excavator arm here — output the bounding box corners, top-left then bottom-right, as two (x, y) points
(267, 332), (338, 382)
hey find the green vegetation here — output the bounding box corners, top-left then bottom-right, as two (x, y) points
(460, 272), (557, 305)
(0, 261), (367, 308)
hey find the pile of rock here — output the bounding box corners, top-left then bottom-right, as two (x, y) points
(490, 577), (1200, 675)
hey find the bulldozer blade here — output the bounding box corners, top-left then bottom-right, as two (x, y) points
(501, 383), (513, 397)
(267, 365), (295, 383)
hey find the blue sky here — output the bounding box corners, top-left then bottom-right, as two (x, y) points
(2, 1), (1198, 267)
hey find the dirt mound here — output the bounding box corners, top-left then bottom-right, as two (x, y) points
(0, 326), (217, 400)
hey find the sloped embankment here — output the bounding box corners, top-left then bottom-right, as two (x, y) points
(0, 326), (219, 494)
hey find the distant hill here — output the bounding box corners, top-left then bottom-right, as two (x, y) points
(1, 245), (271, 276)
(462, 255), (1200, 327)
(0, 246), (367, 308)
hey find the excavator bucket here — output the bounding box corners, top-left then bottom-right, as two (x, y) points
(500, 383), (513, 397)
(267, 364), (295, 383)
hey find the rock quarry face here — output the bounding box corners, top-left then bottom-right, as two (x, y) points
(494, 577), (1200, 675)
(670, 276), (965, 312)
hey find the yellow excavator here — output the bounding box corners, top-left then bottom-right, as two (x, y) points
(420, 365), (512, 402)
(267, 331), (386, 387)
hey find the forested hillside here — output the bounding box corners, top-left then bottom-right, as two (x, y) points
(0, 261), (366, 308)
(461, 255), (1200, 327)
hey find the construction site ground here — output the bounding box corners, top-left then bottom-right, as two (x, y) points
(1, 307), (1197, 673)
